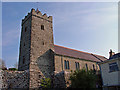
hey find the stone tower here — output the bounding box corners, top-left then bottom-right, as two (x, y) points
(18, 8), (54, 88)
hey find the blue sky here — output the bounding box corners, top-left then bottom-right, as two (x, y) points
(2, 2), (118, 68)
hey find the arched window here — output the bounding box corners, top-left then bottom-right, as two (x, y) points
(85, 64), (88, 71)
(67, 61), (70, 69)
(64, 60), (70, 69)
(41, 25), (44, 30)
(93, 64), (95, 70)
(64, 60), (67, 69)
(75, 62), (80, 70)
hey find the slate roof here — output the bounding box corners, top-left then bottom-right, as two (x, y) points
(54, 45), (107, 62)
(109, 53), (120, 60)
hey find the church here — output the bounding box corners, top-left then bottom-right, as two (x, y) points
(17, 8), (107, 88)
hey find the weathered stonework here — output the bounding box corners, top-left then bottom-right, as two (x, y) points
(0, 70), (30, 89)
(53, 71), (71, 88)
(18, 8), (54, 88)
(1, 8), (107, 89)
(54, 54), (99, 72)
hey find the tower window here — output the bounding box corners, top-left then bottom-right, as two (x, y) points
(24, 42), (25, 46)
(23, 56), (25, 64)
(41, 25), (44, 30)
(42, 41), (44, 45)
(25, 27), (27, 32)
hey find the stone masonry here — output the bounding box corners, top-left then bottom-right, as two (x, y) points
(18, 8), (54, 88)
(1, 8), (107, 89)
(0, 70), (29, 89)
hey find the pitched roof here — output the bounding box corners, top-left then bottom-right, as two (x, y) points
(109, 53), (120, 60)
(54, 45), (107, 62)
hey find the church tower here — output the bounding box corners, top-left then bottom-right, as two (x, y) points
(18, 8), (54, 88)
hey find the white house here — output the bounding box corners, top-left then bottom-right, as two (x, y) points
(99, 50), (120, 90)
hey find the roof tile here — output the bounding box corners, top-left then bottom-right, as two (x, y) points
(54, 45), (107, 62)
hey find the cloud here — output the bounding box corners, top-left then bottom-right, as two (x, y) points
(54, 4), (117, 30)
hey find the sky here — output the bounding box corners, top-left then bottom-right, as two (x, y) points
(1, 2), (118, 68)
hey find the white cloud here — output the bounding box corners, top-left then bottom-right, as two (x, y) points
(54, 4), (117, 30)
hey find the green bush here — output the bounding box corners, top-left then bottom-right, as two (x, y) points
(40, 78), (51, 88)
(8, 68), (18, 71)
(69, 69), (96, 88)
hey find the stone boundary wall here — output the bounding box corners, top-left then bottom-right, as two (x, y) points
(53, 71), (71, 88)
(0, 70), (72, 89)
(0, 70), (29, 89)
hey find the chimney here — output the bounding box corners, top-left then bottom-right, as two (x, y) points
(109, 49), (115, 59)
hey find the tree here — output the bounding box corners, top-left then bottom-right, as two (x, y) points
(69, 69), (96, 88)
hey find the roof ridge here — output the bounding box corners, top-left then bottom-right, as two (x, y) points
(54, 44), (106, 58)
(91, 53), (106, 58)
(91, 53), (103, 62)
(54, 44), (92, 55)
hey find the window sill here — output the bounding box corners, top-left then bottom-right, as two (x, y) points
(109, 70), (119, 73)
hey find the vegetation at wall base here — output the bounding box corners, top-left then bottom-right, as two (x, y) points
(8, 68), (18, 71)
(40, 78), (51, 88)
(69, 69), (96, 88)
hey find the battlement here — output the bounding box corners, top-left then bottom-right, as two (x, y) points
(22, 8), (52, 24)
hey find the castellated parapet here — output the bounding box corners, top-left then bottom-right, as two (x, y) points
(22, 8), (52, 25)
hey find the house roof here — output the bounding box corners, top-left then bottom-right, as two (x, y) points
(54, 45), (107, 62)
(109, 53), (120, 60)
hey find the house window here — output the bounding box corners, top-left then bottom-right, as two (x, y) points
(23, 56), (25, 64)
(109, 62), (119, 72)
(85, 64), (88, 71)
(64, 60), (70, 69)
(25, 27), (27, 32)
(41, 25), (44, 30)
(75, 62), (80, 70)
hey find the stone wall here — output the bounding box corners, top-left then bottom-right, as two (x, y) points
(0, 70), (29, 89)
(0, 70), (71, 89)
(54, 54), (99, 72)
(53, 71), (71, 88)
(37, 49), (55, 78)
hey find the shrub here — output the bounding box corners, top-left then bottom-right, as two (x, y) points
(8, 68), (18, 71)
(40, 78), (51, 88)
(69, 69), (96, 88)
